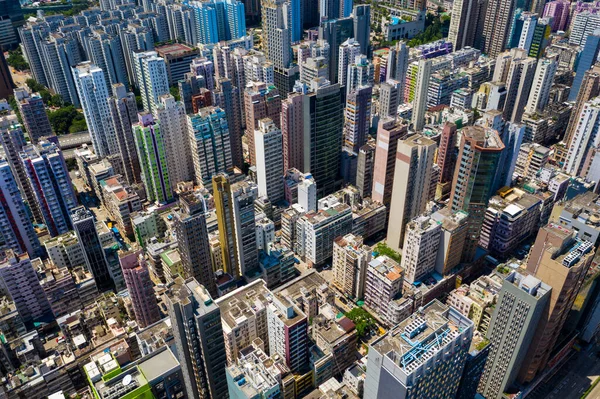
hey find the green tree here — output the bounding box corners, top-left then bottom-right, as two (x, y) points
(374, 242), (402, 263)
(7, 48), (29, 71)
(170, 85), (181, 101)
(345, 307), (377, 337)
(48, 105), (86, 135)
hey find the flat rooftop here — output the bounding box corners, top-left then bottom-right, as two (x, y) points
(138, 347), (180, 382)
(155, 43), (197, 57)
(215, 279), (271, 332)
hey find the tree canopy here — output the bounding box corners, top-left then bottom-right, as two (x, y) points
(48, 105), (87, 134)
(345, 307), (378, 337)
(7, 48), (29, 71)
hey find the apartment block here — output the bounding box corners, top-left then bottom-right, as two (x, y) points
(332, 234), (372, 300)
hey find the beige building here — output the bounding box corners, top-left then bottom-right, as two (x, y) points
(332, 234), (371, 300)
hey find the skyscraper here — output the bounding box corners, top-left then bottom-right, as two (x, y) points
(502, 52), (537, 123)
(133, 113), (173, 204)
(524, 58), (557, 115)
(372, 118), (408, 208)
(244, 82), (281, 166)
(346, 54), (374, 94)
(73, 62), (116, 157)
(305, 80), (344, 198)
(108, 83), (142, 186)
(13, 87), (52, 144)
(519, 224), (594, 383)
(450, 126), (505, 262)
(565, 96), (600, 178)
(281, 92), (305, 172)
(386, 42), (409, 94)
(70, 206), (113, 291)
(379, 80), (401, 118)
(332, 234), (371, 300)
(85, 30), (128, 89)
(412, 58), (432, 131)
(344, 85), (372, 152)
(212, 78), (244, 169)
(120, 24), (155, 86)
(0, 113), (41, 224)
(386, 134), (437, 251)
(154, 94), (194, 186)
(0, 160), (42, 259)
(134, 50), (170, 114)
(338, 38), (362, 87)
(39, 34), (81, 107)
(319, 17), (354, 84)
(254, 118), (285, 203)
(173, 192), (217, 297)
(21, 141), (77, 237)
(188, 106), (233, 187)
(120, 251), (161, 328)
(481, 0), (517, 57)
(448, 0), (486, 50)
(0, 251), (51, 325)
(479, 271), (551, 399)
(365, 300), (473, 399)
(353, 4), (371, 56)
(261, 0), (292, 69)
(436, 122), (458, 200)
(357, 142), (375, 199)
(568, 30), (600, 102)
(166, 278), (228, 399)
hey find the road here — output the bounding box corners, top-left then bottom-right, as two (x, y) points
(58, 131), (91, 149)
(528, 342), (600, 399)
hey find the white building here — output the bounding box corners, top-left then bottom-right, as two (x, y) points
(73, 62), (116, 157)
(401, 215), (442, 283)
(154, 94), (194, 185)
(525, 58), (557, 115)
(298, 174), (317, 212)
(134, 51), (170, 113)
(332, 234), (371, 299)
(338, 38), (361, 87)
(255, 119), (284, 204)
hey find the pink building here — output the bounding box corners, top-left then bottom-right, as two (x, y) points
(281, 92), (305, 172)
(120, 251), (161, 328)
(543, 0), (571, 31)
(371, 118), (408, 207)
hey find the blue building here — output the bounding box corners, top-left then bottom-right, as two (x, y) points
(291, 0), (302, 42)
(569, 31), (600, 101)
(193, 0), (246, 44)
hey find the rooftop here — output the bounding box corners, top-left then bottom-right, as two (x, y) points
(155, 43), (197, 57)
(215, 279), (271, 332)
(371, 300), (472, 375)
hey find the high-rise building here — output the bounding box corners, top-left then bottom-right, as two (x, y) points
(133, 113), (173, 204)
(212, 78), (245, 169)
(305, 80), (344, 198)
(13, 87), (52, 144)
(166, 278), (228, 399)
(0, 160), (42, 259)
(338, 38), (362, 87)
(244, 82), (281, 166)
(108, 83), (142, 186)
(173, 192), (217, 296)
(357, 141), (375, 199)
(254, 118), (285, 204)
(479, 271), (551, 399)
(411, 58), (432, 131)
(300, 56), (329, 84)
(519, 224), (594, 383)
(386, 42), (409, 96)
(344, 85), (372, 152)
(39, 34), (81, 107)
(401, 215), (442, 283)
(85, 30), (128, 89)
(261, 0), (292, 69)
(431, 208), (469, 276)
(569, 11), (600, 47)
(386, 134), (437, 251)
(353, 4), (371, 56)
(450, 125), (505, 263)
(524, 58), (557, 115)
(187, 106), (233, 187)
(365, 300), (474, 399)
(319, 17), (354, 84)
(436, 122), (458, 200)
(346, 54), (374, 94)
(213, 175), (259, 279)
(0, 251), (51, 325)
(379, 80), (400, 118)
(70, 206), (113, 291)
(565, 96), (600, 178)
(568, 31), (600, 102)
(281, 92), (305, 171)
(21, 140), (77, 237)
(73, 62), (116, 157)
(371, 118), (407, 208)
(120, 24), (155, 86)
(332, 233), (371, 299)
(543, 0), (570, 31)
(481, 0), (517, 57)
(502, 52), (537, 123)
(192, 0), (247, 44)
(448, 0), (486, 50)
(120, 251), (161, 328)
(565, 64), (600, 150)
(154, 94), (194, 186)
(134, 50), (170, 113)
(0, 113), (41, 224)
